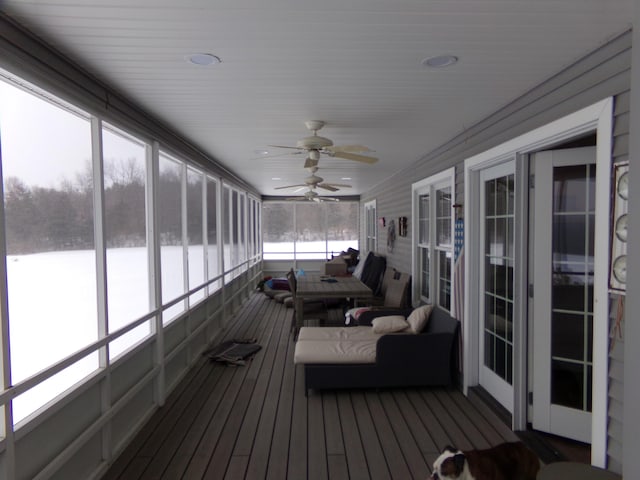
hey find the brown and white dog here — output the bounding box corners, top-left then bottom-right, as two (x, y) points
(429, 442), (540, 480)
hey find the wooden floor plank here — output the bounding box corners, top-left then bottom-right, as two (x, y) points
(322, 393), (345, 456)
(327, 454), (350, 480)
(379, 392), (429, 480)
(351, 393), (391, 480)
(433, 389), (491, 450)
(365, 393), (413, 479)
(392, 391), (439, 455)
(103, 293), (541, 480)
(307, 392), (329, 480)
(419, 389), (475, 451)
(244, 310), (292, 479)
(287, 363), (308, 479)
(202, 308), (284, 479)
(337, 392), (372, 480)
(264, 327), (297, 480)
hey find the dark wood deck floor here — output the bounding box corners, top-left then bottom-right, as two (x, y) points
(103, 292), (521, 480)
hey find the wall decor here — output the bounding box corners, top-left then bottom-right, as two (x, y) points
(398, 216), (408, 237)
(378, 217), (386, 228)
(609, 162), (628, 294)
(387, 219), (396, 253)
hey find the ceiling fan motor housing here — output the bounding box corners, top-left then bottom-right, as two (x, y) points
(305, 174), (323, 185)
(297, 135), (333, 150)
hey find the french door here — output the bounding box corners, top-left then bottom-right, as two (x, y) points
(479, 161), (516, 412)
(531, 147), (596, 443)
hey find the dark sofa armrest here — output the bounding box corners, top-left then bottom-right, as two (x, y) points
(357, 308), (413, 326)
(375, 331), (455, 368)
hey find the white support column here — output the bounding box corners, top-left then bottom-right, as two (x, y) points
(0, 119), (16, 480)
(90, 117), (112, 462)
(147, 142), (164, 406)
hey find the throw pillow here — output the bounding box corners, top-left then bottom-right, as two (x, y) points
(371, 315), (410, 334)
(345, 306), (371, 325)
(406, 304), (434, 334)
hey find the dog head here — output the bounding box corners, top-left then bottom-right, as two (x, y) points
(430, 446), (467, 480)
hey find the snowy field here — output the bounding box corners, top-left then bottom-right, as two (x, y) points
(5, 240), (356, 423)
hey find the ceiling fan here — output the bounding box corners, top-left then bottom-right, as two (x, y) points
(274, 166), (351, 193)
(285, 189), (340, 203)
(267, 120), (378, 167)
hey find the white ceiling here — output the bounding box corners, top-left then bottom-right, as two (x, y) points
(1, 0), (633, 196)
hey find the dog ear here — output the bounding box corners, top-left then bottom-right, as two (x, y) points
(453, 453), (466, 473)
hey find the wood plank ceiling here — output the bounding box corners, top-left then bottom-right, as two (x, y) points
(1, 0), (633, 196)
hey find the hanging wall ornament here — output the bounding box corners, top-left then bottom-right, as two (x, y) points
(387, 219), (396, 253)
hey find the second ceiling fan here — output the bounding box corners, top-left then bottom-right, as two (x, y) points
(268, 120), (378, 167)
(274, 166), (351, 193)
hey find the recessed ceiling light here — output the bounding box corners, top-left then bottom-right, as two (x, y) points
(255, 149), (270, 155)
(271, 177), (281, 181)
(421, 54), (458, 68)
(186, 53), (221, 66)
(341, 177), (352, 180)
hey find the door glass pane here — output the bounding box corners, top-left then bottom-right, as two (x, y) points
(420, 247), (430, 299)
(436, 187), (451, 246)
(550, 164), (594, 411)
(483, 173), (515, 385)
(419, 194), (429, 245)
(438, 250), (451, 309)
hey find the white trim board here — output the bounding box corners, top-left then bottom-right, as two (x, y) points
(462, 98), (613, 468)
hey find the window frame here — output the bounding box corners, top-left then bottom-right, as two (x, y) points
(364, 199), (377, 253)
(411, 168), (455, 309)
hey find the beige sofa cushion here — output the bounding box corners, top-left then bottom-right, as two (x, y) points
(406, 304), (434, 334)
(294, 339), (377, 364)
(297, 326), (379, 342)
(371, 315), (409, 334)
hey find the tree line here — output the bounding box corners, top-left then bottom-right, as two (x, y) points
(3, 158), (207, 255)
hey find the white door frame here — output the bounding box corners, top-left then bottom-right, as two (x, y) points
(463, 98), (613, 467)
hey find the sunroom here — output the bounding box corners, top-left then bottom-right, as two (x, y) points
(0, 3), (639, 479)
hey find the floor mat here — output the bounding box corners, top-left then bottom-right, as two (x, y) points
(203, 339), (262, 366)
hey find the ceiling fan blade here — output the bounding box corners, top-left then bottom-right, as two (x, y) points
(274, 184), (306, 190)
(251, 151), (305, 160)
(304, 157), (319, 169)
(268, 144), (305, 150)
(325, 144), (374, 153)
(330, 151), (378, 164)
(317, 184), (339, 192)
(323, 183), (352, 188)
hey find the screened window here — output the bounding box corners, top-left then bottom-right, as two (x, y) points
(263, 201), (358, 259)
(1, 79), (99, 422)
(102, 124), (151, 358)
(412, 169), (454, 310)
(206, 176), (220, 292)
(158, 154), (185, 322)
(187, 167), (205, 304)
(364, 200), (377, 253)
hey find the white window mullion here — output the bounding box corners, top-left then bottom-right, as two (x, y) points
(146, 141), (165, 406)
(202, 175), (209, 294)
(90, 116), (112, 463)
(0, 115), (16, 480)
